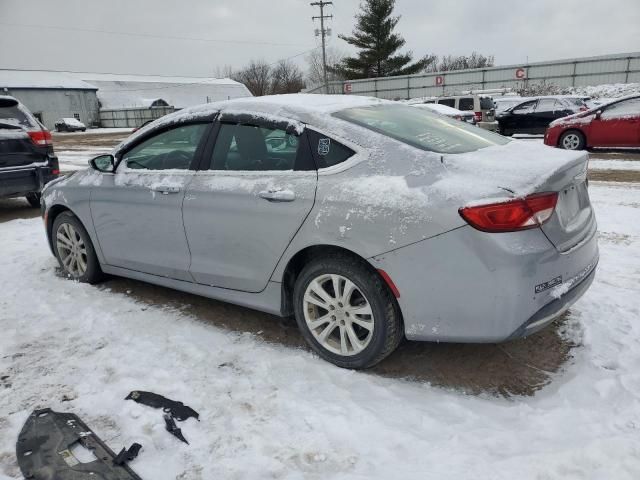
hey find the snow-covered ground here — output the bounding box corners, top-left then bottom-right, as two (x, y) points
(589, 159), (640, 171)
(1, 182), (639, 479)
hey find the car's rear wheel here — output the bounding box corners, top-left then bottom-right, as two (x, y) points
(293, 254), (403, 369)
(25, 192), (41, 208)
(559, 130), (586, 150)
(52, 211), (103, 283)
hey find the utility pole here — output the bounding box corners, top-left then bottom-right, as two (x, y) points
(311, 1), (333, 94)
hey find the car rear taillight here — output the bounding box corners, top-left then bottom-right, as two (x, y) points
(28, 129), (52, 146)
(474, 111), (483, 122)
(459, 192), (558, 233)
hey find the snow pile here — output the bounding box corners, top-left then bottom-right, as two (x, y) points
(564, 82), (640, 99)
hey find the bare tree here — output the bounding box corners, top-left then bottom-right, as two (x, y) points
(428, 52), (495, 72)
(233, 60), (272, 96)
(214, 64), (235, 78)
(306, 47), (346, 92)
(271, 60), (306, 94)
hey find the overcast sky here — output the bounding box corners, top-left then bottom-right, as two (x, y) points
(0, 0), (638, 78)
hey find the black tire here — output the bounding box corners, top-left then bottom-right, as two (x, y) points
(25, 192), (41, 208)
(293, 254), (403, 369)
(559, 130), (586, 150)
(52, 211), (103, 284)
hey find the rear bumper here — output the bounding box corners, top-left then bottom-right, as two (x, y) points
(370, 223), (599, 343)
(507, 257), (597, 339)
(0, 163), (59, 197)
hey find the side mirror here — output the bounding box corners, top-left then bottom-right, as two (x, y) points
(89, 154), (115, 173)
(595, 110), (602, 120)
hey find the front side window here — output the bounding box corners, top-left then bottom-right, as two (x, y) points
(512, 101), (537, 114)
(210, 123), (301, 171)
(458, 98), (474, 111)
(122, 124), (208, 170)
(601, 98), (640, 119)
(334, 104), (509, 154)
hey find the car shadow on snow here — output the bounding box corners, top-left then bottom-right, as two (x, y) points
(0, 198), (41, 223)
(96, 275), (580, 398)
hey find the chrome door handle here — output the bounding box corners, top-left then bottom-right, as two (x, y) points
(258, 189), (295, 202)
(151, 184), (181, 194)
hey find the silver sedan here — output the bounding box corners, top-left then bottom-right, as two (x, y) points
(41, 94), (598, 369)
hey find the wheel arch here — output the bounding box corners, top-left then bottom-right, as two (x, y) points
(558, 127), (587, 148)
(279, 244), (398, 317)
(46, 204), (78, 254)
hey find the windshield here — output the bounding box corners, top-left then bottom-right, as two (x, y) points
(334, 104), (509, 154)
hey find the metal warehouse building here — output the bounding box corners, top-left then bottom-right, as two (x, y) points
(0, 70), (252, 129)
(73, 73), (252, 128)
(0, 70), (99, 130)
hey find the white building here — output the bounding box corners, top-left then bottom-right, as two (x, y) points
(0, 70), (252, 128)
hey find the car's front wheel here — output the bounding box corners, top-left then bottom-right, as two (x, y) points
(52, 211), (103, 283)
(559, 130), (586, 150)
(293, 254), (403, 369)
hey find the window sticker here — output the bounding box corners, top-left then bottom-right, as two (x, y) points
(318, 138), (331, 156)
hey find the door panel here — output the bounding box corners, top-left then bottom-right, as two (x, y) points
(590, 98), (640, 147)
(183, 122), (317, 292)
(91, 171), (195, 280)
(184, 170), (317, 291)
(90, 123), (210, 281)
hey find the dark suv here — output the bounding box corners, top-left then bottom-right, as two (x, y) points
(0, 96), (59, 207)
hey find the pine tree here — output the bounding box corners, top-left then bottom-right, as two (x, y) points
(332, 0), (434, 79)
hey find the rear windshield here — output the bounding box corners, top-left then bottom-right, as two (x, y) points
(334, 104), (509, 154)
(480, 97), (494, 109)
(0, 104), (35, 128)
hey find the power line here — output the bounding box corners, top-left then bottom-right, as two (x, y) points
(0, 21), (307, 48)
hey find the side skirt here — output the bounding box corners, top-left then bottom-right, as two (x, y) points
(101, 264), (284, 317)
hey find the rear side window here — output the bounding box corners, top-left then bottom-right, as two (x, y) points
(210, 123), (308, 171)
(0, 103), (36, 128)
(480, 97), (494, 110)
(437, 98), (455, 108)
(458, 98), (474, 111)
(307, 130), (355, 169)
(536, 99), (560, 112)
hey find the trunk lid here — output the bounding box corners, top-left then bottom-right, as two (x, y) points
(439, 140), (594, 251)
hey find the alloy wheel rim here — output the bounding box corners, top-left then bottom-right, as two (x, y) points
(563, 134), (580, 150)
(302, 274), (375, 356)
(56, 223), (88, 277)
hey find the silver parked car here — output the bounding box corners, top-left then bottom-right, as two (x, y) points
(41, 94), (598, 369)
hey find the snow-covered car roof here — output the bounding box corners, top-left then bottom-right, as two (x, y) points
(117, 94), (392, 153)
(411, 103), (468, 116)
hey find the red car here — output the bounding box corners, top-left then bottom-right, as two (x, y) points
(544, 95), (640, 150)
